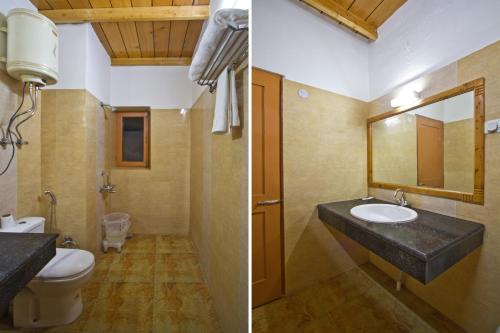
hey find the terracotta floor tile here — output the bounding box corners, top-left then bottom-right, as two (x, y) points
(109, 306), (154, 333)
(155, 254), (204, 283)
(88, 253), (115, 283)
(11, 236), (221, 333)
(107, 253), (156, 282)
(153, 283), (221, 333)
(122, 235), (157, 254)
(156, 235), (194, 254)
(253, 267), (443, 333)
(84, 282), (154, 333)
(81, 308), (114, 333)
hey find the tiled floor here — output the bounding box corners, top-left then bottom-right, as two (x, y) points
(5, 235), (221, 333)
(252, 265), (462, 333)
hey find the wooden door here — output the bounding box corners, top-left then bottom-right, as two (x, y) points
(252, 68), (284, 307)
(417, 115), (444, 188)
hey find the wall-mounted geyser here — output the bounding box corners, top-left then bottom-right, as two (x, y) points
(0, 8), (58, 176)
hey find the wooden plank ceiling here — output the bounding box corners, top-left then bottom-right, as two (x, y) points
(30, 0), (210, 66)
(301, 0), (407, 40)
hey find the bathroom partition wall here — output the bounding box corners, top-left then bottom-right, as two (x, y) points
(40, 90), (107, 253)
(190, 69), (249, 333)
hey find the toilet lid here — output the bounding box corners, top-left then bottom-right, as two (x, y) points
(36, 248), (95, 280)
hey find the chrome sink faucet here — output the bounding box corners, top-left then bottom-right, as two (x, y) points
(394, 189), (409, 207)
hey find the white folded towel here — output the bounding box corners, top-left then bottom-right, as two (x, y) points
(229, 68), (240, 128)
(212, 68), (229, 133)
(212, 67), (240, 134)
(188, 8), (248, 81)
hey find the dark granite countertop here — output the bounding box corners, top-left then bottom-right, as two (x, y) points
(318, 199), (484, 283)
(0, 233), (57, 315)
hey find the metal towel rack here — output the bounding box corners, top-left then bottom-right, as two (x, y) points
(196, 23), (248, 93)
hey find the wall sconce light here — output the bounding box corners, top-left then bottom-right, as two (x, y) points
(390, 90), (421, 108)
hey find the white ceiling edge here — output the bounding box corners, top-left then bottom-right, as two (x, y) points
(368, 0), (500, 101)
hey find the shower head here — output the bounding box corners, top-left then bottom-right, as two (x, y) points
(44, 190), (57, 205)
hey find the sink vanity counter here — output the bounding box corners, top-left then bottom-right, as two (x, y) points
(318, 198), (484, 283)
(0, 233), (57, 315)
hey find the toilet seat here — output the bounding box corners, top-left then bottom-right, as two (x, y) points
(34, 248), (95, 281)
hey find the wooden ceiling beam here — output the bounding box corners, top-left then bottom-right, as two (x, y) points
(39, 5), (209, 23)
(111, 57), (191, 66)
(300, 0), (378, 40)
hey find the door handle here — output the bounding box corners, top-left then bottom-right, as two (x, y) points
(256, 199), (282, 206)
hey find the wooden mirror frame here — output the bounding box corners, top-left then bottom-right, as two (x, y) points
(367, 78), (485, 205)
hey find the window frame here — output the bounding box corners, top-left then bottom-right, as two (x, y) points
(115, 109), (150, 168)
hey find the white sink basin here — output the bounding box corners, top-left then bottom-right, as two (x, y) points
(350, 204), (418, 223)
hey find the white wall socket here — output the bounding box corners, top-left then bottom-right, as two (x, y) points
(485, 119), (500, 134)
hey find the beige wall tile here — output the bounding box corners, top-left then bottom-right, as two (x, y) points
(189, 69), (248, 333)
(0, 72), (22, 217)
(38, 89), (105, 253)
(282, 79), (370, 293)
(108, 109), (190, 235)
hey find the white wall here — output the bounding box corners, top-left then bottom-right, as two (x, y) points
(252, 0), (370, 101)
(110, 66), (195, 109)
(253, 0), (500, 103)
(86, 24), (110, 103)
(47, 24), (111, 103)
(48, 24), (194, 108)
(210, 0), (250, 14)
(369, 0), (500, 100)
(49, 25), (87, 91)
(0, 0), (35, 14)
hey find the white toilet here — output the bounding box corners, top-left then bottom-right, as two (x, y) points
(0, 217), (95, 328)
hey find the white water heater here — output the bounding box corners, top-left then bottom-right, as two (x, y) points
(1, 8), (58, 86)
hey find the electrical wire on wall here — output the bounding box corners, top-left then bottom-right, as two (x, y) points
(0, 82), (40, 176)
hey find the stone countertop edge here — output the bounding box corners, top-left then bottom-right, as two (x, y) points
(0, 233), (58, 315)
(317, 199), (485, 284)
(318, 200), (484, 260)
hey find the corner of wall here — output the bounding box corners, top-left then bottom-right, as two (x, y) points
(85, 23), (111, 104)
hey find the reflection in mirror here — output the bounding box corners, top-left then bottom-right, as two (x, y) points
(372, 91), (474, 193)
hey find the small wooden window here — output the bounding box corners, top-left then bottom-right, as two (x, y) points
(115, 109), (150, 168)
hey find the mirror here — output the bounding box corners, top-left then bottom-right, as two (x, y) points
(368, 78), (485, 204)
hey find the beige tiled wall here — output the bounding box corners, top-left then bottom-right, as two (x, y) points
(369, 40), (500, 333)
(40, 89), (106, 253)
(107, 109), (190, 235)
(282, 79), (370, 293)
(0, 73), (22, 218)
(190, 69), (248, 333)
(16, 94), (42, 218)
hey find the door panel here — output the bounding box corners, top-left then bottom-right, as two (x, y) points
(252, 68), (283, 307)
(417, 115), (444, 188)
